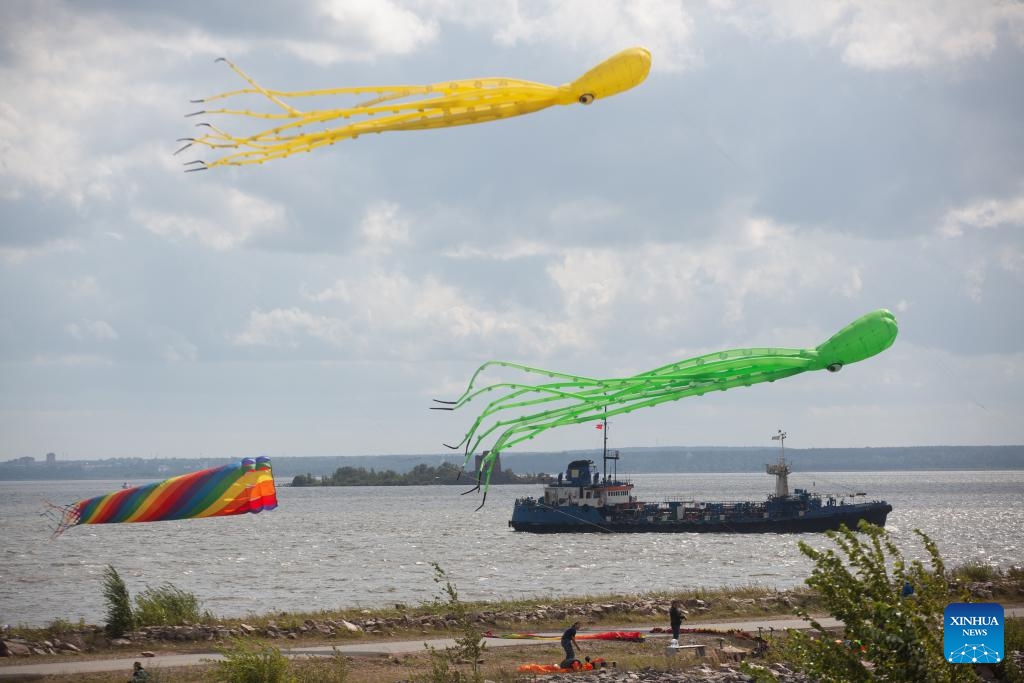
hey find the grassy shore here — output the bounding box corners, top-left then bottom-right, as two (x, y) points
(3, 564), (1021, 682)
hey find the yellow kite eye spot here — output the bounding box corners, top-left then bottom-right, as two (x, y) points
(578, 93), (595, 105)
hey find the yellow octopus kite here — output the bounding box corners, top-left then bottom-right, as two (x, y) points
(176, 47), (652, 170)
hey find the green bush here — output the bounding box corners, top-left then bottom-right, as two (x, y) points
(102, 565), (134, 637)
(420, 562), (486, 683)
(994, 618), (1023, 683)
(954, 562), (1000, 583)
(207, 638), (293, 683)
(134, 583), (207, 627)
(45, 617), (82, 639)
(779, 521), (976, 683)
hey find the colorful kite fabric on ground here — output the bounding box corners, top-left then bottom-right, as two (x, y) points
(436, 309), (898, 507)
(650, 626), (759, 641)
(50, 457), (277, 536)
(177, 47), (651, 170)
(517, 658), (608, 673)
(484, 630), (643, 642)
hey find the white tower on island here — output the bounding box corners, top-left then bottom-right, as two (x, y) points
(766, 429), (791, 498)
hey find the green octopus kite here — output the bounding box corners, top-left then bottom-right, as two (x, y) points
(435, 309), (898, 507)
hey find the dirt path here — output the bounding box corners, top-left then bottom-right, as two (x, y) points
(3, 610), (1021, 681)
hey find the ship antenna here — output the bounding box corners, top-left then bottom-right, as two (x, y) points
(602, 409), (608, 481)
(599, 409), (619, 482)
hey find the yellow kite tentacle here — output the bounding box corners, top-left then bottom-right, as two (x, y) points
(213, 58), (302, 116)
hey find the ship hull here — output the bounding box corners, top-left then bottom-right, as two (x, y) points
(509, 502), (892, 534)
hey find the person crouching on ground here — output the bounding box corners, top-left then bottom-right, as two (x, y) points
(129, 661), (149, 682)
(560, 621), (583, 668)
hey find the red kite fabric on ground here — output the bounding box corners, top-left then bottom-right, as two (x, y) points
(484, 630), (643, 642)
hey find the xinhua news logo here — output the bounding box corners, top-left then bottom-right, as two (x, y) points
(944, 602), (1003, 664)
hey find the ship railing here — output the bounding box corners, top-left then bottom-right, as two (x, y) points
(661, 498), (770, 505)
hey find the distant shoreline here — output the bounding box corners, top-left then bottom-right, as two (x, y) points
(2, 444), (1022, 481)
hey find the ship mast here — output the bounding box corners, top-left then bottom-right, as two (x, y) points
(600, 410), (619, 482)
(767, 429), (790, 498)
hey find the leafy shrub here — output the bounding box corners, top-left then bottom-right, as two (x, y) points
(420, 562), (486, 683)
(954, 562), (999, 582)
(779, 521), (976, 683)
(208, 637), (293, 683)
(994, 618), (1024, 683)
(134, 583), (207, 627)
(102, 565), (134, 637)
(45, 617), (81, 639)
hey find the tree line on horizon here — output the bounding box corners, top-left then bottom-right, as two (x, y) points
(289, 462), (549, 487)
(2, 445), (1022, 481)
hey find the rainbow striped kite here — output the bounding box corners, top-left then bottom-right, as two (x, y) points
(50, 457), (277, 536)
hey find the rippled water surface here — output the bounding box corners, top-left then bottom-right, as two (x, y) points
(1, 471), (1021, 627)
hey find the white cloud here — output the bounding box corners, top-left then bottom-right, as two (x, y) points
(712, 0), (1024, 69)
(442, 240), (552, 261)
(939, 193), (1024, 238)
(0, 239), (80, 265)
(430, 0), (699, 72)
(547, 249), (625, 317)
(964, 260), (986, 302)
(66, 320), (119, 342)
(306, 281), (353, 303)
(252, 213), (873, 363)
(160, 337), (199, 364)
(69, 276), (100, 299)
(233, 307), (357, 348)
(0, 2), (242, 201)
(999, 244), (1024, 274)
(934, 191), (1024, 299)
(359, 202), (413, 254)
(134, 187), (287, 250)
(239, 269), (584, 358)
(284, 0), (439, 65)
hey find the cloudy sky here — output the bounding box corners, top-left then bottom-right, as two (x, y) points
(2, 0), (1022, 462)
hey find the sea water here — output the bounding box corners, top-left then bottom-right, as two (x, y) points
(0, 471), (1021, 627)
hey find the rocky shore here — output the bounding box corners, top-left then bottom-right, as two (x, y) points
(3, 586), (1019, 683)
(522, 650), (1024, 683)
(0, 581), (1010, 658)
(1, 595), (768, 657)
(504, 663), (814, 683)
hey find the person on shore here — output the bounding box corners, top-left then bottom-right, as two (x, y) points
(669, 600), (686, 645)
(129, 661), (149, 682)
(560, 621), (582, 668)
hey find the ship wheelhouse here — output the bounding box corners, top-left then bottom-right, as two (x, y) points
(540, 459), (634, 508)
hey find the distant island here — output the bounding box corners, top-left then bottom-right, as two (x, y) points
(290, 461), (549, 487)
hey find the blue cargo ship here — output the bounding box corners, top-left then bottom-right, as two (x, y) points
(508, 430), (891, 533)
